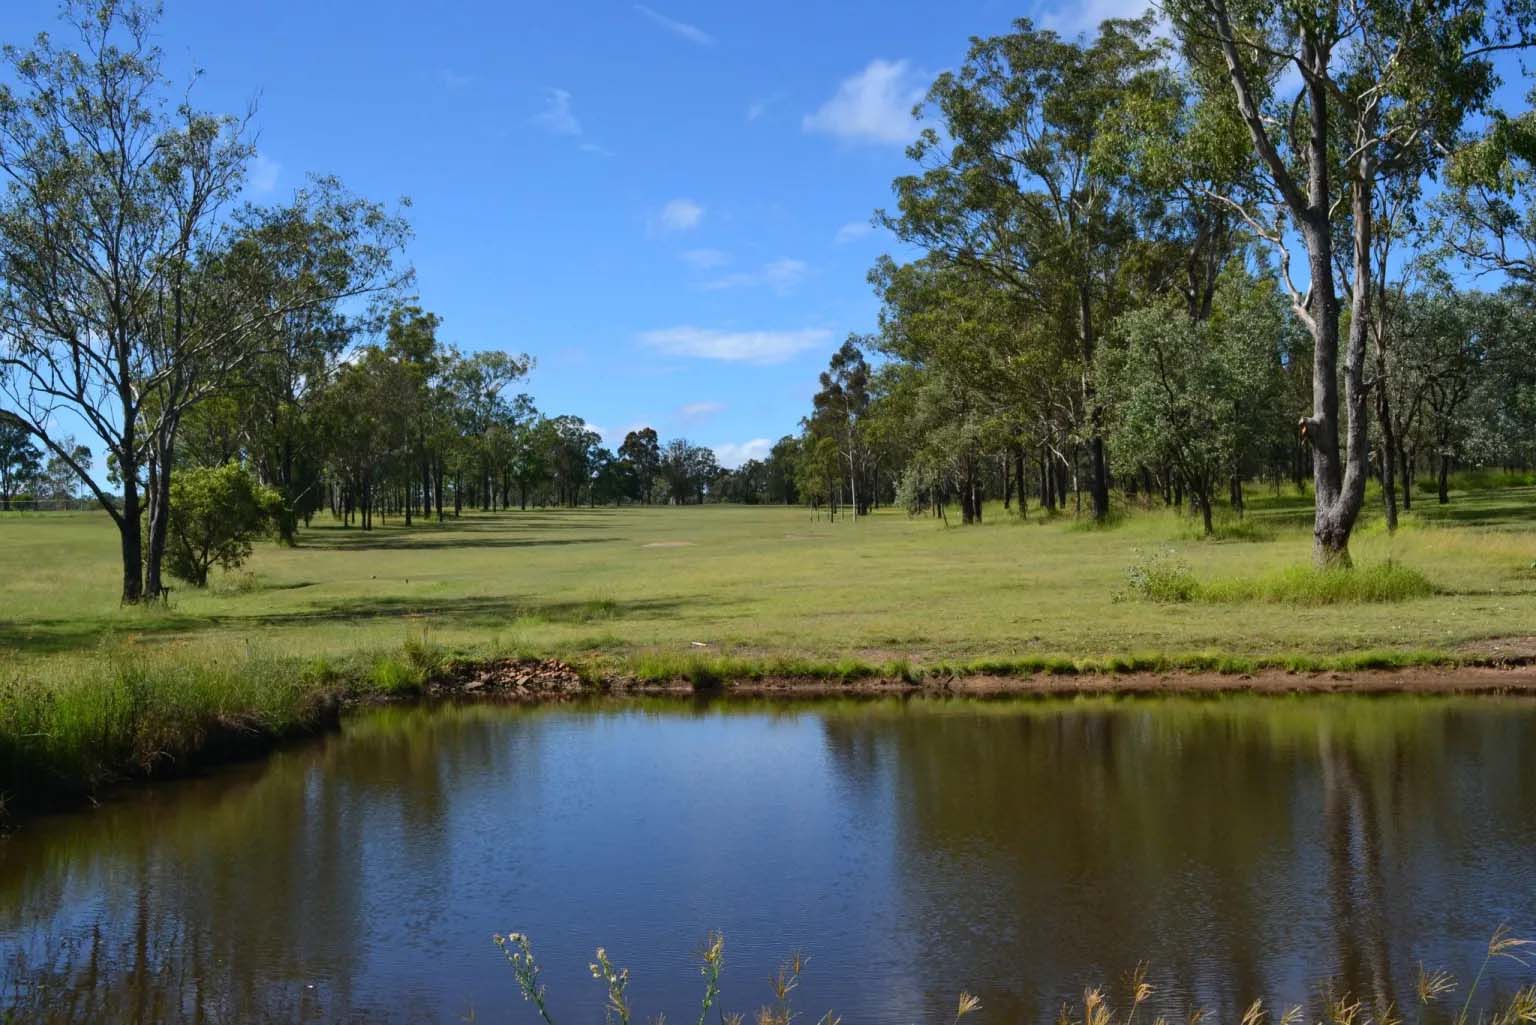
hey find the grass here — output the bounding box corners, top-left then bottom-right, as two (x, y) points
(1123, 552), (1437, 604)
(2, 476), (1535, 810)
(492, 927), (1536, 1025)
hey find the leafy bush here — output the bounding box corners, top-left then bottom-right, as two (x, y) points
(165, 464), (283, 587)
(1120, 549), (1201, 602)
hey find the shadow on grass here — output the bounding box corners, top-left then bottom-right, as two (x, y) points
(0, 594), (704, 658)
(297, 532), (624, 552)
(1407, 486), (1536, 528)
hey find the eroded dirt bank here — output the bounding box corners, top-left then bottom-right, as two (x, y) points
(426, 658), (1536, 701)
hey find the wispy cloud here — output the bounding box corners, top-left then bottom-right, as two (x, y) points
(676, 400), (726, 423)
(834, 221), (874, 244)
(714, 438), (774, 468)
(1038, 0), (1161, 38)
(634, 4), (716, 46)
(580, 141), (615, 157)
(681, 248), (730, 270)
(439, 68), (472, 90)
(803, 59), (927, 145)
(702, 258), (808, 294)
(639, 326), (830, 365)
(655, 198), (704, 232)
(248, 153), (281, 194)
(747, 92), (784, 123)
(533, 88), (581, 136)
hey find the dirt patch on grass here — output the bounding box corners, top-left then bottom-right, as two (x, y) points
(641, 541), (694, 548)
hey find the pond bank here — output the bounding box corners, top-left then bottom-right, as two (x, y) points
(7, 649), (1536, 826)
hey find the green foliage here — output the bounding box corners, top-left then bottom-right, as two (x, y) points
(1098, 273), (1293, 534)
(1121, 549), (1201, 602)
(165, 464), (284, 587)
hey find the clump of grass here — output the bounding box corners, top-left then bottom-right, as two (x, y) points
(211, 569), (263, 595)
(1201, 561), (1435, 605)
(367, 655), (426, 695)
(0, 653), (338, 811)
(1121, 551), (1434, 605)
(402, 630), (446, 678)
(1174, 515), (1277, 543)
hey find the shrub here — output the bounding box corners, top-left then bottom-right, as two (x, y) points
(165, 464), (283, 587)
(1120, 549), (1201, 602)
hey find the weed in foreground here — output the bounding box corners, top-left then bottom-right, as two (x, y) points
(492, 927), (1535, 1025)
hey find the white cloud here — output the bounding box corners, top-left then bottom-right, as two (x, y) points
(676, 400), (726, 423)
(534, 88), (582, 136)
(639, 326), (830, 365)
(834, 221), (873, 244)
(439, 68), (471, 90)
(681, 248), (730, 270)
(580, 141), (615, 157)
(656, 198), (704, 232)
(703, 258), (808, 294)
(803, 59), (927, 145)
(634, 4), (716, 46)
(714, 438), (774, 468)
(248, 153), (281, 194)
(1038, 0), (1163, 37)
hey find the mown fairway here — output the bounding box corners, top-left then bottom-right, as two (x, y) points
(4, 482), (1535, 677)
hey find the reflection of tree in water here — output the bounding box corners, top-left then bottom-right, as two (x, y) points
(0, 702), (547, 1024)
(1321, 731), (1395, 1014)
(818, 698), (1536, 1025)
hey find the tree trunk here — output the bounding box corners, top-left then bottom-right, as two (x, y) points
(1438, 452), (1451, 504)
(1078, 287), (1110, 521)
(144, 433), (175, 600)
(119, 473), (144, 603)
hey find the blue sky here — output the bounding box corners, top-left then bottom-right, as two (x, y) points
(3, 0), (1101, 466)
(2, 2), (1524, 470)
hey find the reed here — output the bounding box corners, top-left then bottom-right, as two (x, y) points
(492, 928), (1535, 1025)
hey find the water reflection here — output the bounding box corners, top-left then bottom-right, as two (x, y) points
(2, 697), (1534, 1025)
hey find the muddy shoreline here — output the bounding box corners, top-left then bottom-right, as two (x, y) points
(8, 659), (1536, 828)
(430, 658), (1536, 701)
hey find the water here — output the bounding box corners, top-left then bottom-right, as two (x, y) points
(3, 695), (1536, 1025)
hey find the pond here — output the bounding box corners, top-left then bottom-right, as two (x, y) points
(3, 695), (1536, 1025)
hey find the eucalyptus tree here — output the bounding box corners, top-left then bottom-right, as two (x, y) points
(0, 415), (41, 510)
(659, 438), (719, 504)
(619, 427), (662, 503)
(1439, 93), (1536, 280)
(0, 4), (407, 598)
(882, 17), (1168, 521)
(1098, 271), (1292, 533)
(1165, 0), (1534, 562)
(807, 338), (876, 516)
(764, 436), (802, 505)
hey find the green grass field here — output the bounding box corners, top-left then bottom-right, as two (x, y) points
(3, 479), (1535, 809)
(4, 480), (1535, 672)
